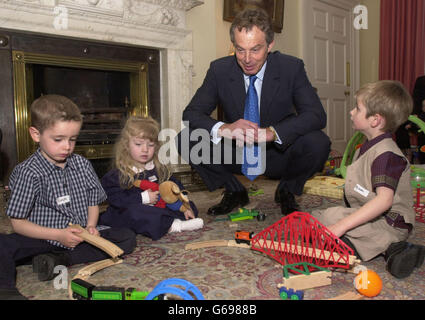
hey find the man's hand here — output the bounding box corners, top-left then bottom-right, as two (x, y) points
(218, 120), (275, 145)
(218, 119), (258, 145)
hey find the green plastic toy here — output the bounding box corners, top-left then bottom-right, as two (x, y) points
(70, 278), (160, 300)
(228, 208), (266, 222)
(411, 165), (425, 189)
(334, 131), (365, 179)
(336, 115), (425, 179)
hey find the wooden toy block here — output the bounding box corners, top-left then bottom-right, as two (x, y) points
(327, 291), (364, 300)
(277, 270), (332, 291)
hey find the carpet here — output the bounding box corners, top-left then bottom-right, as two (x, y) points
(1, 177), (424, 300)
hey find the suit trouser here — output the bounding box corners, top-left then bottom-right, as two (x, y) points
(176, 127), (331, 195)
(0, 227), (136, 289)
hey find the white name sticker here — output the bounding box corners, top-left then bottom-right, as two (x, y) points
(56, 195), (71, 206)
(148, 175), (158, 182)
(354, 184), (369, 198)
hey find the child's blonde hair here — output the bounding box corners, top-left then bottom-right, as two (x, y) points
(355, 80), (413, 133)
(114, 116), (171, 189)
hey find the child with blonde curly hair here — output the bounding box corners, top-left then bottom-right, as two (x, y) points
(99, 116), (203, 240)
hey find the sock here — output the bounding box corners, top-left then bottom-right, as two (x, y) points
(180, 218), (204, 231)
(169, 218), (204, 233)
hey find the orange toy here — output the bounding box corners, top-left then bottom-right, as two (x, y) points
(354, 269), (383, 297)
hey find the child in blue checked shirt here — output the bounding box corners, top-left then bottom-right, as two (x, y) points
(0, 95), (136, 300)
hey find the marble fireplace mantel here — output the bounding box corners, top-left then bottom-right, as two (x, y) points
(0, 0), (204, 170)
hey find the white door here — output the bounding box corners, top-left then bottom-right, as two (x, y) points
(301, 0), (359, 154)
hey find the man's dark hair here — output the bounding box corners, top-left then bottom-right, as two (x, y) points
(230, 7), (274, 45)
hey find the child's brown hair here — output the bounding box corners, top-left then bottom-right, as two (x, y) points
(355, 80), (413, 133)
(30, 94), (82, 132)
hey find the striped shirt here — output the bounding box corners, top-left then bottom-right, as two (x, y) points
(6, 149), (107, 248)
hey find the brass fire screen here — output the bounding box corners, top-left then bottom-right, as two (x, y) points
(12, 50), (149, 163)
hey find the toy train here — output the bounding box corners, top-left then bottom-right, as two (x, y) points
(71, 278), (163, 300)
(279, 286), (304, 300)
(234, 230), (254, 245)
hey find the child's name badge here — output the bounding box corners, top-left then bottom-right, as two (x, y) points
(354, 184), (369, 197)
(56, 195), (71, 206)
(149, 175), (158, 182)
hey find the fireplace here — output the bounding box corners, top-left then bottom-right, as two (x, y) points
(12, 48), (153, 177)
(0, 30), (160, 179)
(0, 0), (205, 189)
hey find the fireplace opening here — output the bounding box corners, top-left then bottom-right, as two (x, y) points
(0, 29), (205, 191)
(33, 65), (130, 147)
(31, 64), (134, 177)
(12, 50), (150, 178)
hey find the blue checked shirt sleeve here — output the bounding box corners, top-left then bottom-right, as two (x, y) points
(6, 166), (37, 219)
(84, 160), (107, 206)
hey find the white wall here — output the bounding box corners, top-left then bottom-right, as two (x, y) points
(187, 0), (380, 94)
(187, 0), (303, 95)
(359, 0), (380, 85)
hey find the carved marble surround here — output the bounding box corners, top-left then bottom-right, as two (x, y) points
(0, 0), (203, 169)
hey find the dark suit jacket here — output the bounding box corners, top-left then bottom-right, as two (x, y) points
(182, 51), (327, 151)
(413, 75), (425, 117)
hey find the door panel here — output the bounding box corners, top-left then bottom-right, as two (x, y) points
(303, 0), (358, 154)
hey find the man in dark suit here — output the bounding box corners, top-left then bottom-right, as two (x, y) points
(412, 75), (425, 163)
(413, 76), (425, 117)
(176, 8), (331, 216)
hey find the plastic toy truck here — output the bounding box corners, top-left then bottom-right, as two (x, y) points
(228, 208), (266, 222)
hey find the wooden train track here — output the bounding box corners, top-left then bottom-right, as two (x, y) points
(69, 224), (124, 259)
(67, 224), (124, 299)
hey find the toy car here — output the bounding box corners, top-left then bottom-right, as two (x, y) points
(228, 208), (266, 221)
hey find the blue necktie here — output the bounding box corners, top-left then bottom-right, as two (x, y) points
(242, 75), (261, 181)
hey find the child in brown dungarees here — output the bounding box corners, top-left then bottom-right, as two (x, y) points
(312, 81), (425, 279)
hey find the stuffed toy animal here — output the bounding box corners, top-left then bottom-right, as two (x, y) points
(134, 179), (191, 213)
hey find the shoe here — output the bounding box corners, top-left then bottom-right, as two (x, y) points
(385, 242), (425, 279)
(274, 187), (281, 203)
(277, 187), (299, 216)
(32, 252), (70, 281)
(0, 288), (27, 300)
(207, 190), (249, 216)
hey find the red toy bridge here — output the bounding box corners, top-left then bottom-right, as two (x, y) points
(251, 212), (355, 270)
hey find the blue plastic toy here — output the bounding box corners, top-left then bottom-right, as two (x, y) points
(279, 286), (304, 300)
(145, 278), (204, 300)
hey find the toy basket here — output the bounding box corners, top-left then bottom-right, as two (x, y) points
(411, 165), (425, 223)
